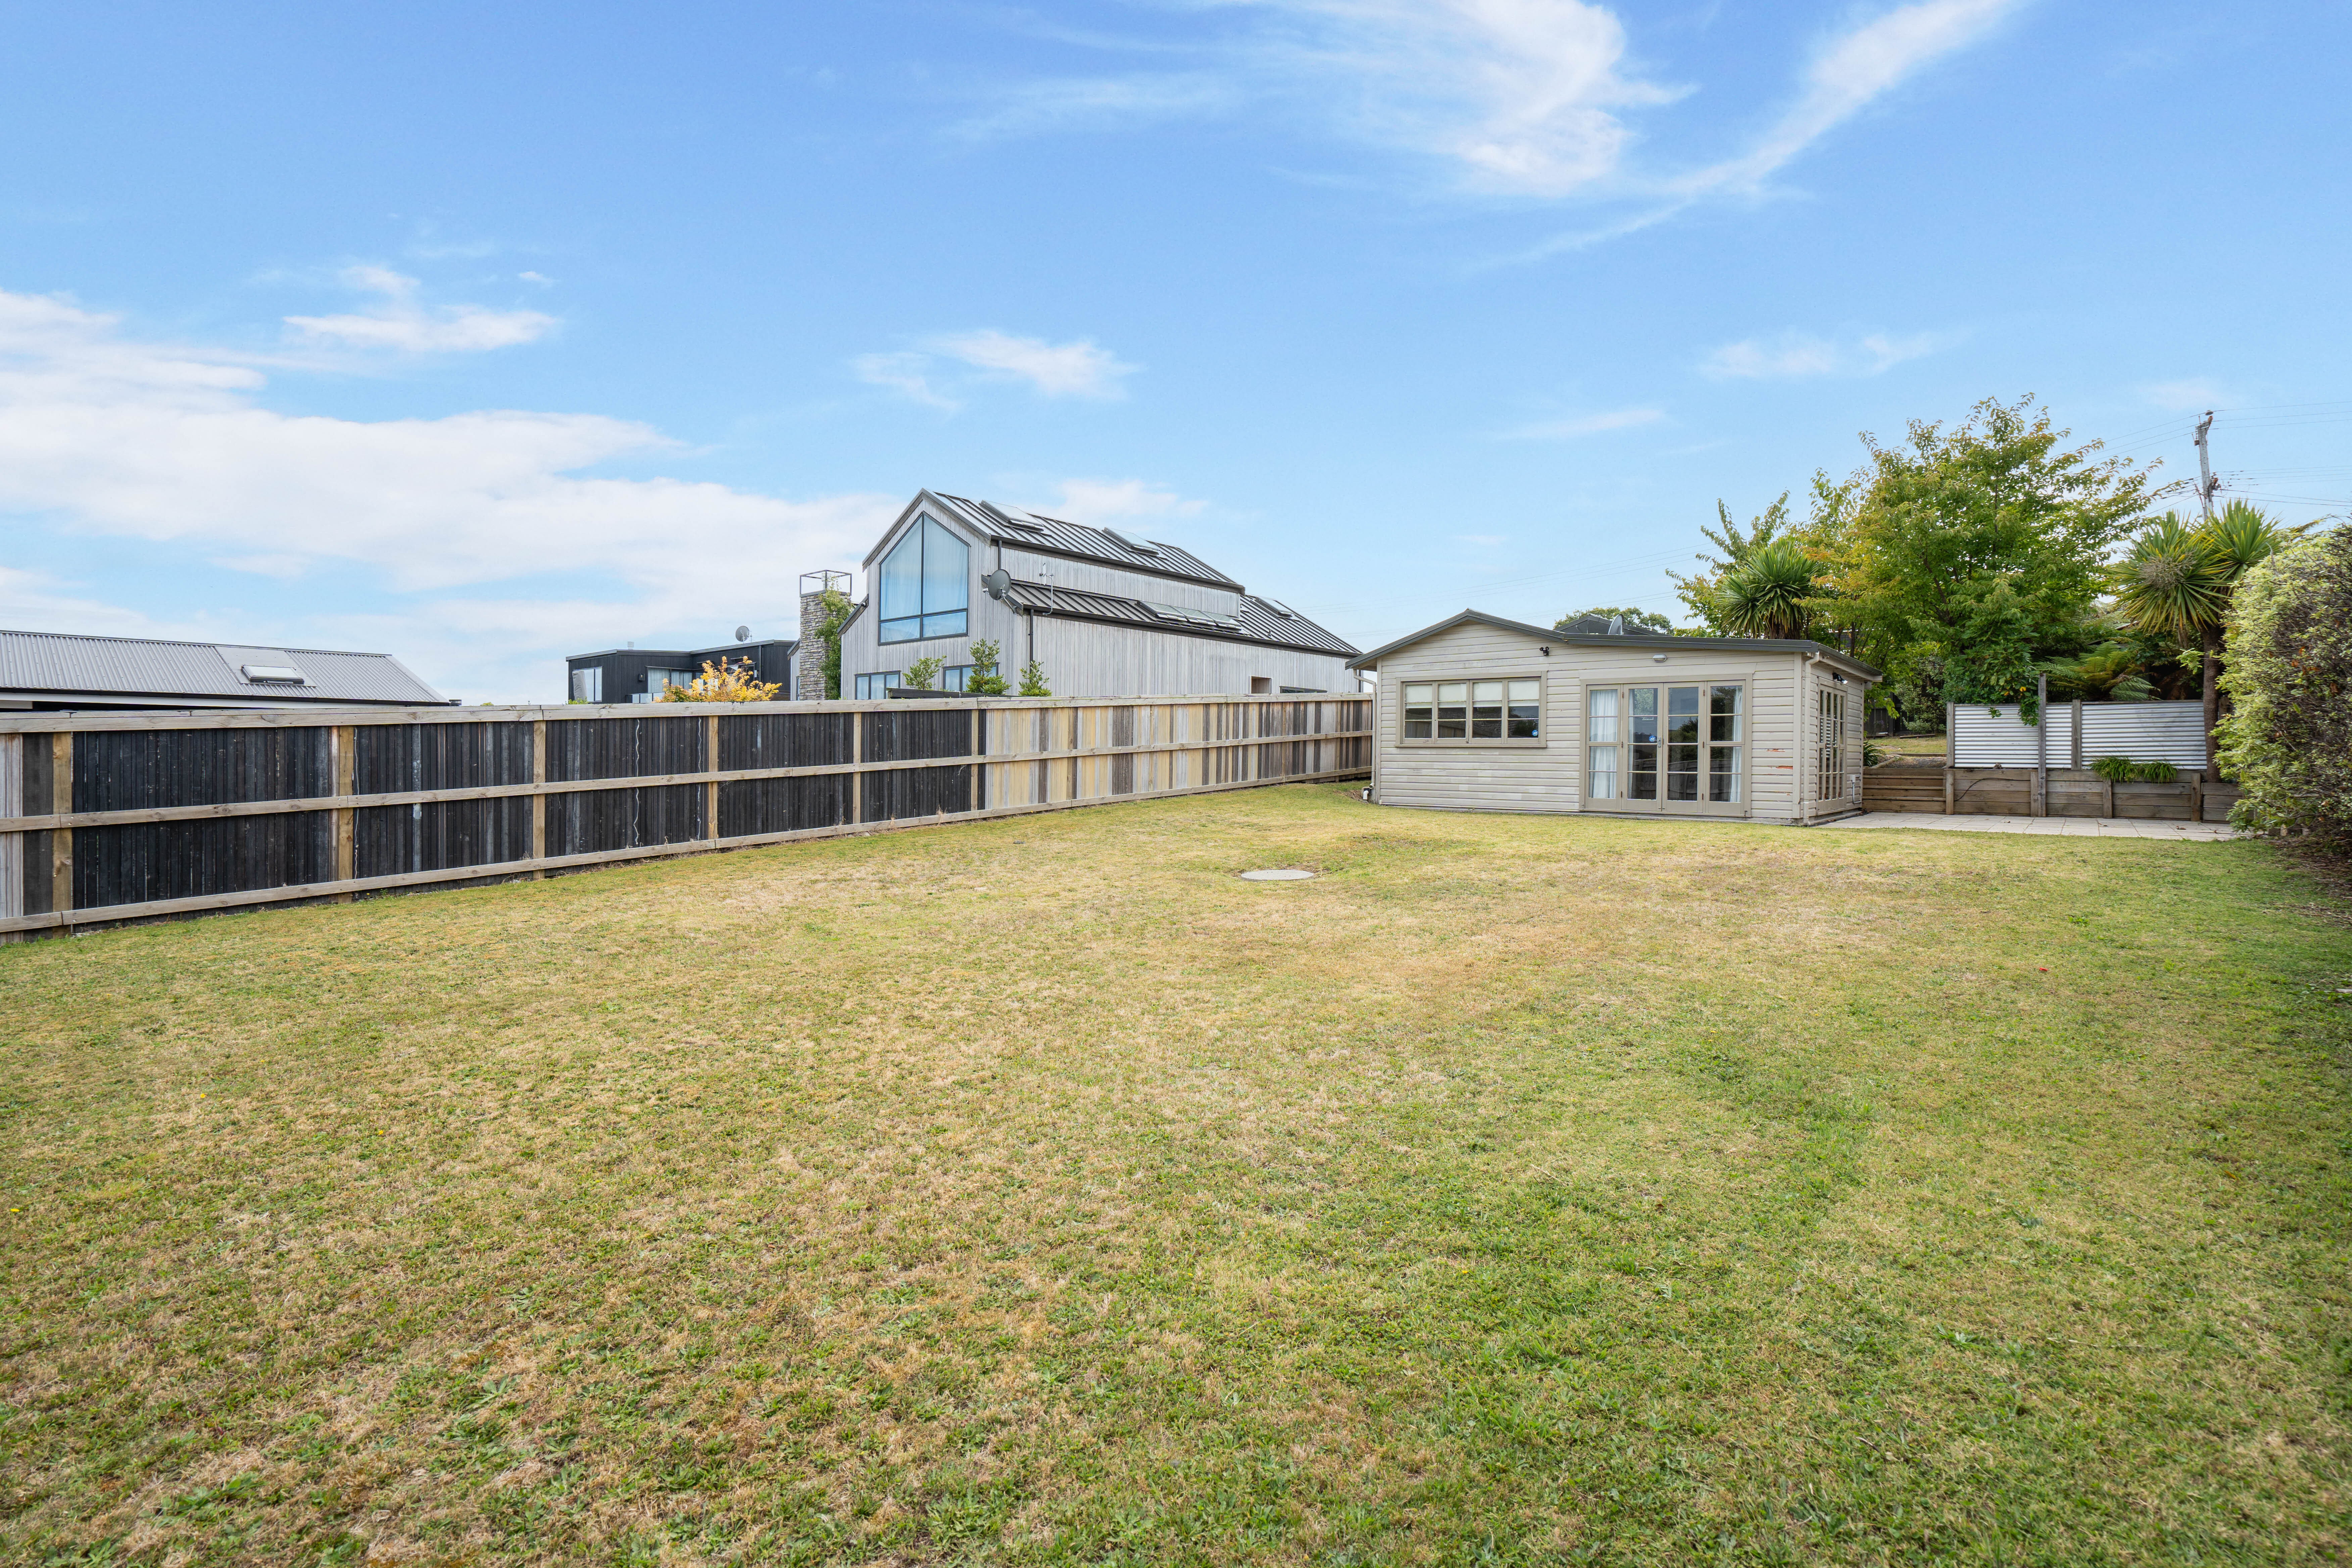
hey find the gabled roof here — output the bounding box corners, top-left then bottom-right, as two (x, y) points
(0, 629), (450, 707)
(999, 581), (1358, 658)
(1345, 609), (1880, 678)
(881, 491), (1243, 591)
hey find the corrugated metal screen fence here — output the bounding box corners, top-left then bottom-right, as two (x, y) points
(1952, 701), (2207, 771)
(0, 693), (1372, 936)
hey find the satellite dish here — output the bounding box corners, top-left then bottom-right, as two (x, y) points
(981, 568), (1012, 600)
(734, 625), (750, 642)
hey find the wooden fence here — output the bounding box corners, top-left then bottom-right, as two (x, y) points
(0, 694), (1372, 938)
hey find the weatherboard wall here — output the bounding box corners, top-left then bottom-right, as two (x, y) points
(1364, 622), (1837, 823)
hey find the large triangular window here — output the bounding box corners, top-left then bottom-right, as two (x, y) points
(878, 514), (970, 644)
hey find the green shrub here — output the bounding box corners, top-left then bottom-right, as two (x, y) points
(900, 656), (943, 691)
(2216, 528), (2352, 840)
(2126, 761), (2177, 783)
(2091, 755), (2133, 782)
(964, 640), (1010, 696)
(1015, 660), (1051, 698)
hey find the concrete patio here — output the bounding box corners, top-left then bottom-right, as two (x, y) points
(1820, 811), (2236, 841)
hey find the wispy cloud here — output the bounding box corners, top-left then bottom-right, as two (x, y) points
(973, 0), (2021, 251)
(283, 266), (556, 354)
(1679, 0), (2021, 197)
(1700, 329), (1952, 380)
(852, 351), (959, 410)
(857, 331), (1137, 406)
(1499, 405), (1664, 439)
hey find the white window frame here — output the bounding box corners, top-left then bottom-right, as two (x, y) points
(1396, 674), (1547, 747)
(1817, 686), (1852, 802)
(1581, 681), (1748, 815)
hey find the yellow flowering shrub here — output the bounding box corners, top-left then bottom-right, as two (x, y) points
(654, 658), (783, 703)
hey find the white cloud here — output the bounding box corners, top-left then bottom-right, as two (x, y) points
(856, 331), (1137, 406)
(974, 0), (2014, 213)
(283, 265), (556, 354)
(1032, 478), (1207, 526)
(1286, 0), (1679, 196)
(1683, 0), (2022, 196)
(1700, 329), (1950, 380)
(931, 331), (1135, 399)
(0, 285), (896, 699)
(1499, 405), (1663, 439)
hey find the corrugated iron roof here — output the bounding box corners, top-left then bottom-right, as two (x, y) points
(929, 494), (1243, 589)
(999, 582), (1358, 657)
(0, 629), (448, 706)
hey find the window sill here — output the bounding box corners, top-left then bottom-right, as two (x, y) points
(1396, 738), (1549, 748)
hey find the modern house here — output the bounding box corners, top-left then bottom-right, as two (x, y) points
(0, 629), (448, 712)
(832, 491), (1359, 700)
(1347, 610), (1878, 824)
(564, 637), (795, 704)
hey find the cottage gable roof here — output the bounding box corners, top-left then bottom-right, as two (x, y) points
(1346, 609), (1879, 678)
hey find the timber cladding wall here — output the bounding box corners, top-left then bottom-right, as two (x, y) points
(0, 694), (1370, 938)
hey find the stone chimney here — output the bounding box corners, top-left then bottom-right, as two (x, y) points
(797, 570), (851, 701)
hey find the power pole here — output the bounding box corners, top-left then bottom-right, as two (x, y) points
(2193, 410), (2218, 520)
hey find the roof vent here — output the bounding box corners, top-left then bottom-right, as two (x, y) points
(1104, 527), (1160, 556)
(1258, 597), (1296, 619)
(241, 664), (308, 685)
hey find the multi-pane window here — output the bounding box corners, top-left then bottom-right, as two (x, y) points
(878, 514), (970, 644)
(634, 667), (693, 703)
(1817, 688), (1850, 801)
(1400, 678), (1541, 743)
(1584, 684), (1742, 804)
(942, 665), (971, 692)
(853, 671), (901, 700)
(569, 667), (602, 702)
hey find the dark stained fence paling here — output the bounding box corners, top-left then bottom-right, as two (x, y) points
(0, 694), (1370, 935)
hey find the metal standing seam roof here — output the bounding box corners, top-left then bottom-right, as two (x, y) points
(999, 581), (1359, 657)
(0, 629), (449, 704)
(926, 493), (1244, 590)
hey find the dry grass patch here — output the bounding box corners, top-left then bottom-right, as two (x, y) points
(3, 783), (2349, 1565)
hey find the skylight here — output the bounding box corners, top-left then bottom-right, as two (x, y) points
(241, 664), (308, 684)
(1257, 597), (1296, 619)
(1104, 527), (1160, 555)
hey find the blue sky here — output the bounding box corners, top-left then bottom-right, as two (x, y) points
(2, 0), (2346, 700)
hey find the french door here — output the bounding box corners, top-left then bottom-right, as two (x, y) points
(1584, 684), (1746, 815)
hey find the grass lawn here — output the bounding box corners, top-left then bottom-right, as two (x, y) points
(5, 783), (2349, 1566)
(1871, 735), (1949, 760)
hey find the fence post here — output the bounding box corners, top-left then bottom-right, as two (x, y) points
(50, 733), (71, 917)
(851, 710), (864, 824)
(530, 719), (547, 876)
(2031, 675), (2048, 817)
(706, 714), (721, 844)
(1943, 702), (1954, 814)
(0, 734), (19, 945)
(332, 725), (356, 900)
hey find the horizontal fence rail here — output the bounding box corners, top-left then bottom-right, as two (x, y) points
(0, 694), (1372, 937)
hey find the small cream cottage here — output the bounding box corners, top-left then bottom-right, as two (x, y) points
(1348, 611), (1879, 824)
